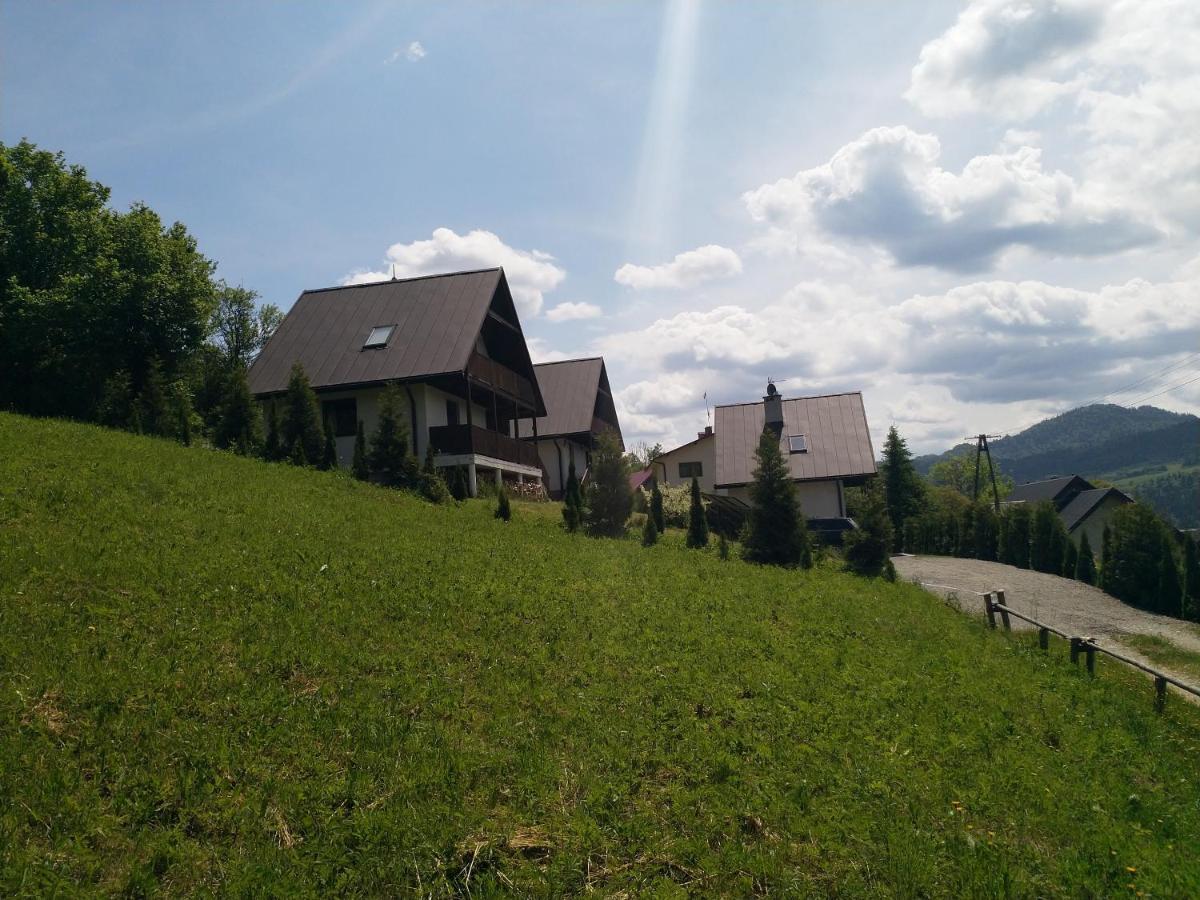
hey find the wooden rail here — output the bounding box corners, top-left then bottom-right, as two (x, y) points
(981, 590), (1200, 713)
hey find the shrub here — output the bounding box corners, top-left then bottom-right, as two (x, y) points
(214, 367), (260, 455)
(999, 504), (1031, 569)
(642, 510), (658, 546)
(631, 487), (647, 513)
(650, 482), (665, 533)
(742, 428), (811, 568)
(495, 487), (511, 521)
(718, 533), (729, 561)
(844, 485), (893, 578)
(368, 385), (419, 488)
(1105, 504), (1181, 615)
(352, 421), (369, 481)
(281, 363), (324, 465)
(321, 416), (337, 471)
(263, 402), (282, 462)
(562, 458), (582, 532)
(1063, 539), (1079, 582)
(419, 470), (450, 504)
(685, 477), (709, 549)
(584, 430), (632, 538)
(1075, 532), (1097, 585)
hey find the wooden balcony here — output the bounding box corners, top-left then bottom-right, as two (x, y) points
(466, 351), (538, 408)
(429, 424), (542, 470)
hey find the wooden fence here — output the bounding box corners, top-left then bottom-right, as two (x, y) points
(979, 588), (1200, 713)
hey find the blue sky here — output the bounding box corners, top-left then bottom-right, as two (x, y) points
(5, 0), (1198, 451)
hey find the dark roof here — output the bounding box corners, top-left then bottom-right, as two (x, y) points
(628, 468), (655, 491)
(248, 268), (535, 397)
(1059, 487), (1133, 532)
(518, 357), (622, 441)
(713, 392), (876, 487)
(1006, 475), (1093, 506)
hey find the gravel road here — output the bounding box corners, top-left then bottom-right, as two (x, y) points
(894, 555), (1200, 690)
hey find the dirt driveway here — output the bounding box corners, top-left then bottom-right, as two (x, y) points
(894, 555), (1200, 689)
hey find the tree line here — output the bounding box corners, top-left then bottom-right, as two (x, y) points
(878, 425), (1200, 622)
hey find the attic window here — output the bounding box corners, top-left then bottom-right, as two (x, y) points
(788, 434), (808, 454)
(363, 325), (396, 348)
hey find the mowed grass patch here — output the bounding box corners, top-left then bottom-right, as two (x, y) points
(1121, 634), (1200, 682)
(2, 413), (1200, 897)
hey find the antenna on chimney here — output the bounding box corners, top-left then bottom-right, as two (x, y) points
(704, 391), (710, 424)
(390, 264), (397, 281)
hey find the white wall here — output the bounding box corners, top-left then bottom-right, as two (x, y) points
(720, 479), (844, 519)
(655, 436), (716, 492)
(536, 438), (590, 494)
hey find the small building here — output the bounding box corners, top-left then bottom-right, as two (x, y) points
(1006, 475), (1134, 549)
(517, 357), (623, 498)
(654, 383), (877, 530)
(247, 268), (547, 496)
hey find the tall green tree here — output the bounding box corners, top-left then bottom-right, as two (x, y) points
(213, 367), (261, 455)
(1063, 537), (1079, 581)
(280, 363), (324, 465)
(1105, 504), (1180, 615)
(209, 282), (282, 369)
(263, 402), (282, 462)
(1075, 532), (1098, 585)
(584, 430), (633, 538)
(998, 504), (1031, 569)
(685, 476), (709, 549)
(742, 429), (811, 568)
(368, 385), (419, 488)
(879, 426), (925, 549)
(1183, 538), (1200, 621)
(927, 451), (1013, 509)
(1099, 524), (1113, 590)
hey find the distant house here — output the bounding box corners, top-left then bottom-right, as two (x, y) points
(628, 467), (656, 495)
(1005, 475), (1134, 549)
(516, 357), (623, 498)
(654, 383), (877, 531)
(247, 268), (547, 496)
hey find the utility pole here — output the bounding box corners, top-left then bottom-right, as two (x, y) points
(968, 434), (1003, 512)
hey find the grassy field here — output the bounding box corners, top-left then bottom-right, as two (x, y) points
(3, 414), (1200, 897)
(1121, 634), (1200, 683)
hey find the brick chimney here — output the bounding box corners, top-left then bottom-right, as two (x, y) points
(763, 381), (784, 433)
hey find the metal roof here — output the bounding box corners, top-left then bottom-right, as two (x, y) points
(713, 392), (876, 487)
(1059, 487), (1133, 532)
(518, 357), (621, 440)
(1006, 475), (1092, 507)
(248, 268), (510, 395)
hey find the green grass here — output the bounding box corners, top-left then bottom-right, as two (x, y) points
(1120, 634), (1200, 682)
(1107, 461), (1200, 487)
(4, 414), (1200, 897)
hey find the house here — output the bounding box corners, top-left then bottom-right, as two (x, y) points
(1006, 475), (1134, 549)
(628, 467), (656, 495)
(247, 268), (547, 496)
(654, 382), (877, 532)
(516, 357), (623, 498)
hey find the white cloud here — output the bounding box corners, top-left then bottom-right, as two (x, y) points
(545, 301), (602, 322)
(743, 125), (1158, 272)
(614, 244), (742, 290)
(907, 0), (1200, 232)
(386, 41), (426, 64)
(343, 227), (565, 317)
(525, 337), (571, 364)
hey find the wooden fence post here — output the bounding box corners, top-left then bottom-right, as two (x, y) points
(996, 590), (1011, 631)
(1155, 677), (1167, 713)
(984, 592), (997, 629)
(1038, 627), (1049, 651)
(1070, 637), (1082, 665)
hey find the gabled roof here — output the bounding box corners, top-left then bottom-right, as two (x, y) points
(1060, 487), (1133, 532)
(656, 430), (714, 460)
(1007, 475), (1093, 506)
(628, 468), (655, 492)
(247, 268), (542, 406)
(714, 392), (876, 487)
(518, 357), (622, 441)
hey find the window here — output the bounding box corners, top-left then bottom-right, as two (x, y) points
(323, 398), (357, 438)
(363, 324), (396, 348)
(788, 434), (808, 454)
(446, 400), (460, 427)
(679, 461), (703, 479)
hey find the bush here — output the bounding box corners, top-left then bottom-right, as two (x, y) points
(641, 510), (658, 546)
(280, 363), (324, 465)
(650, 483), (665, 533)
(368, 385), (419, 488)
(844, 486), (893, 578)
(419, 470), (450, 504)
(1075, 532), (1098, 585)
(1105, 504), (1183, 616)
(562, 459), (582, 533)
(352, 421), (369, 481)
(495, 488), (511, 521)
(685, 477), (709, 549)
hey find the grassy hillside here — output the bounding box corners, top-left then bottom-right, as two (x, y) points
(4, 415), (1200, 897)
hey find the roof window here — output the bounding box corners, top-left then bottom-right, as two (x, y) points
(788, 434), (808, 454)
(364, 324), (396, 348)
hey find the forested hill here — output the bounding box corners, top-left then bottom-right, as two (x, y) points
(912, 404), (1200, 527)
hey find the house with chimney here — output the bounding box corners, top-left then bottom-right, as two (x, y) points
(247, 268), (547, 497)
(1005, 475), (1134, 552)
(654, 382), (877, 534)
(516, 357), (623, 498)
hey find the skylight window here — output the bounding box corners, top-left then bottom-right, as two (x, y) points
(363, 325), (396, 348)
(788, 434), (808, 454)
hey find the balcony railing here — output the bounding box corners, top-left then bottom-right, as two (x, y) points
(466, 351), (538, 407)
(429, 424), (542, 470)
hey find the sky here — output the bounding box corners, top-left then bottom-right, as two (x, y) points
(4, 0), (1199, 454)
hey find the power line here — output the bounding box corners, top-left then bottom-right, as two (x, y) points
(1121, 371), (1200, 408)
(1074, 351), (1200, 409)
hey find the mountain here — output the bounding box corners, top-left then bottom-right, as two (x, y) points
(912, 404), (1200, 527)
